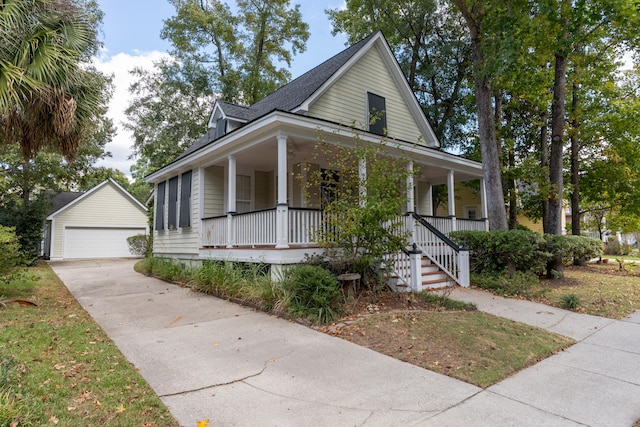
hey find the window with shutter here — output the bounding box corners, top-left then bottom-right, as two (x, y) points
(168, 177), (178, 230)
(179, 171), (192, 227)
(155, 181), (166, 230)
(215, 118), (227, 139)
(367, 92), (386, 136)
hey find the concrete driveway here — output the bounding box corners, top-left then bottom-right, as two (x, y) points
(50, 259), (640, 426)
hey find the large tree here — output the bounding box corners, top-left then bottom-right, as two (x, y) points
(327, 0), (474, 147)
(0, 0), (106, 160)
(449, 0), (509, 230)
(127, 0), (310, 180)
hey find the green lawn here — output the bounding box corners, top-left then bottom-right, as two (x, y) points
(532, 263), (640, 319)
(0, 263), (179, 427)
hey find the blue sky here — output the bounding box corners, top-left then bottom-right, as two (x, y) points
(93, 0), (347, 177)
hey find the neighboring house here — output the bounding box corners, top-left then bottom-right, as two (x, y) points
(146, 31), (489, 290)
(435, 183), (545, 234)
(43, 179), (148, 260)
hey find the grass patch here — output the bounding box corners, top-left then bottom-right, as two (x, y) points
(531, 264), (640, 319)
(336, 310), (573, 388)
(0, 270), (38, 300)
(0, 263), (179, 427)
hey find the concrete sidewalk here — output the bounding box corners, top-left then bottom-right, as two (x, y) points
(50, 259), (640, 426)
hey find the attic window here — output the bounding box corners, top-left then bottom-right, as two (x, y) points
(367, 92), (386, 136)
(215, 118), (227, 139)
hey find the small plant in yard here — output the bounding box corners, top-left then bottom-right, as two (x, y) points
(126, 234), (151, 257)
(560, 293), (581, 310)
(282, 264), (343, 324)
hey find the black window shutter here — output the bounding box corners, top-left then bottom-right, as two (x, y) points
(368, 92), (386, 136)
(215, 118), (227, 139)
(168, 177), (178, 229)
(179, 171), (192, 227)
(155, 181), (166, 230)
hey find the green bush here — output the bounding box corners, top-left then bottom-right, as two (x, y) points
(282, 265), (343, 324)
(560, 293), (581, 310)
(0, 226), (22, 283)
(451, 230), (603, 276)
(450, 230), (549, 275)
(604, 240), (632, 256)
(0, 198), (48, 265)
(127, 234), (151, 257)
(190, 260), (244, 295)
(544, 234), (603, 264)
(143, 257), (190, 283)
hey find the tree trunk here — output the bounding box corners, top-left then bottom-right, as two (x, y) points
(570, 82), (585, 266)
(453, 0), (508, 231)
(540, 111), (550, 232)
(547, 52), (568, 278)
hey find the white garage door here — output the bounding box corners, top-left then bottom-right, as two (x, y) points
(64, 227), (146, 259)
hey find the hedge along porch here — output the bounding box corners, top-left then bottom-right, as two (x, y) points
(146, 32), (488, 290)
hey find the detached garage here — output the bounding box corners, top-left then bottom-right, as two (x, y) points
(43, 179), (148, 260)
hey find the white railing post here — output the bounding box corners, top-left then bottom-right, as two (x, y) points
(276, 205), (289, 248)
(226, 213), (234, 248)
(409, 244), (423, 292)
(458, 249), (470, 288)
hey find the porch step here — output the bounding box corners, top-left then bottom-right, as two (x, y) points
(386, 258), (452, 291)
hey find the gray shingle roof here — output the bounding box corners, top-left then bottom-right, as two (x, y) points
(175, 32), (380, 161)
(48, 192), (83, 216)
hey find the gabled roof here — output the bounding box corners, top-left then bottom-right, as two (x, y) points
(179, 32), (380, 162)
(46, 179), (147, 220)
(164, 30), (441, 171)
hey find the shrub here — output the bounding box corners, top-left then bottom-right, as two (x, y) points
(0, 226), (22, 283)
(544, 234), (603, 265)
(450, 230), (549, 275)
(190, 260), (244, 296)
(604, 240), (632, 256)
(282, 265), (343, 324)
(0, 198), (48, 265)
(143, 257), (190, 283)
(452, 231), (604, 277)
(127, 234), (151, 257)
(560, 293), (581, 310)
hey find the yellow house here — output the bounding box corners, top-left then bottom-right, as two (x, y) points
(146, 32), (489, 290)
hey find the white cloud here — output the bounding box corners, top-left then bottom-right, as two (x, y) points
(92, 50), (170, 178)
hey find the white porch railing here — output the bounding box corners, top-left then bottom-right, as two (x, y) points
(418, 215), (487, 234)
(289, 208), (323, 245)
(411, 214), (470, 288)
(202, 210), (488, 248)
(235, 209), (277, 246)
(200, 209), (472, 289)
(201, 215), (227, 247)
(201, 208), (323, 247)
(456, 218), (488, 232)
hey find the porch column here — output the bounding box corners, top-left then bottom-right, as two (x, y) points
(480, 178), (489, 231)
(406, 161), (415, 213)
(198, 167), (205, 249)
(447, 170), (457, 232)
(276, 134), (289, 248)
(227, 156), (237, 248)
(359, 157), (367, 208)
(426, 184), (433, 216)
(406, 161), (416, 246)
